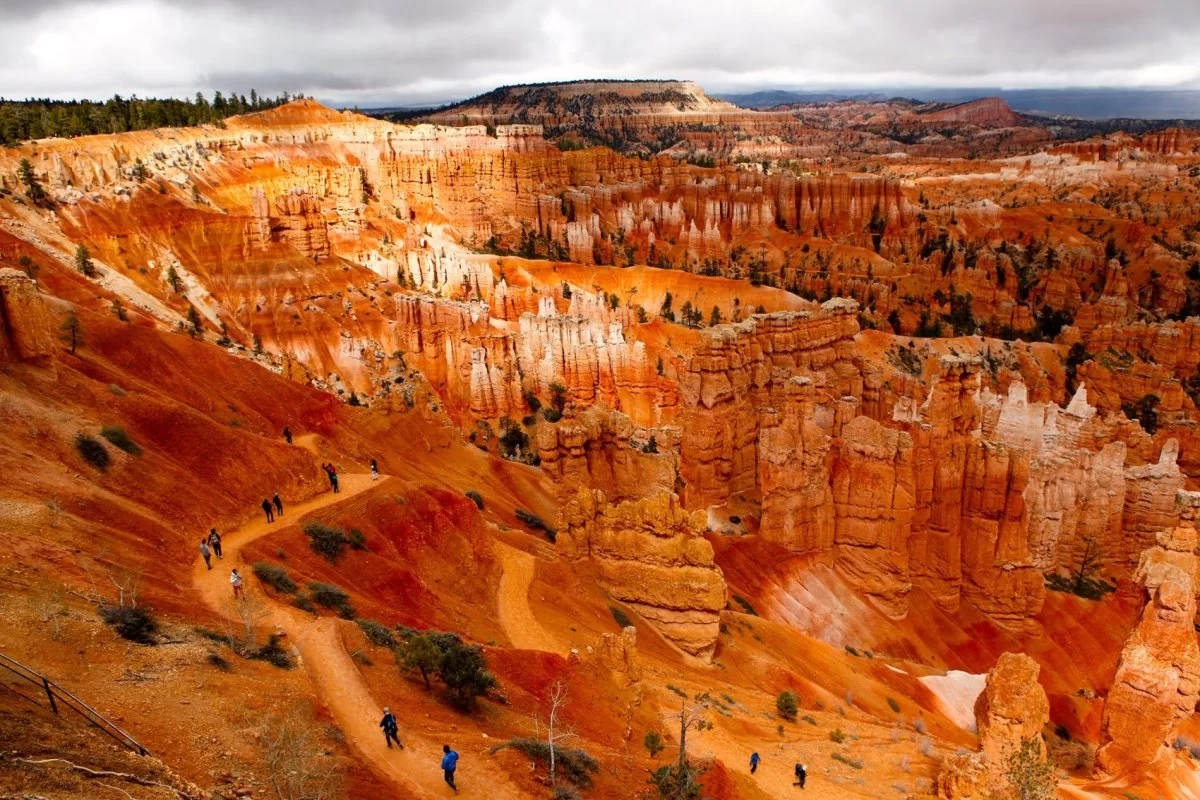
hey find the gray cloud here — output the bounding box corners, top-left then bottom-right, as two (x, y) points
(1, 0), (1197, 104)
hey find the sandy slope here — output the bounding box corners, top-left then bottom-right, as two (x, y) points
(192, 464), (525, 799)
(494, 542), (561, 654)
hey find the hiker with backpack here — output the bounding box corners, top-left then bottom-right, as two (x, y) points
(273, 493), (283, 517)
(261, 498), (274, 523)
(794, 762), (806, 789)
(441, 744), (459, 793)
(379, 707), (403, 749)
(750, 751), (761, 774)
(208, 528), (223, 559)
(199, 538), (212, 570)
(329, 464), (339, 494)
(370, 458), (378, 481)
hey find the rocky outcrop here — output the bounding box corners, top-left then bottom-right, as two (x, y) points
(593, 625), (642, 686)
(1095, 520), (1200, 778)
(557, 488), (727, 661)
(937, 652), (1050, 799)
(0, 268), (54, 365)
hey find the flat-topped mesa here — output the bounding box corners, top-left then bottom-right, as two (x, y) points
(1095, 522), (1200, 779)
(557, 487), (727, 661)
(0, 269), (55, 367)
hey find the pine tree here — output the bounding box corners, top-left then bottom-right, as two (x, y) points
(166, 265), (182, 293)
(18, 158), (48, 206)
(60, 312), (82, 354)
(74, 245), (96, 277)
(186, 304), (203, 338)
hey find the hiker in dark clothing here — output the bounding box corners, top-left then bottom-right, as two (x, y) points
(208, 528), (223, 559)
(370, 458), (379, 481)
(199, 539), (212, 570)
(261, 498), (274, 523)
(283, 426), (292, 444)
(379, 707), (403, 750)
(441, 744), (459, 792)
(329, 465), (339, 494)
(321, 463), (336, 490)
(749, 751), (761, 774)
(794, 763), (806, 789)
(273, 493), (283, 516)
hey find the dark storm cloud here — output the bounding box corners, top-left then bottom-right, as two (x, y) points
(2, 0), (1197, 104)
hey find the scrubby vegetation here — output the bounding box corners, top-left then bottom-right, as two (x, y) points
(490, 738), (600, 789)
(252, 562), (297, 593)
(75, 433), (110, 470)
(395, 629), (498, 711)
(515, 508), (556, 541)
(306, 581), (356, 619)
(303, 522), (365, 563)
(776, 690), (799, 721)
(99, 425), (141, 455)
(100, 606), (158, 644)
(609, 605), (633, 629)
(465, 490), (484, 510)
(356, 619), (396, 648)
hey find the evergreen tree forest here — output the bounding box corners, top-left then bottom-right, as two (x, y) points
(0, 90), (300, 145)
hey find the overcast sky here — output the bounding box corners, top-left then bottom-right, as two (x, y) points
(4, 0), (1199, 106)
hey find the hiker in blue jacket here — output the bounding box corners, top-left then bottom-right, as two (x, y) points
(441, 744), (459, 792)
(749, 751), (761, 774)
(379, 707), (402, 750)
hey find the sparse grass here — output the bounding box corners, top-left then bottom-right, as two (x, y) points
(108, 383), (126, 396)
(246, 633), (294, 668)
(802, 714), (817, 726)
(732, 595), (757, 615)
(252, 562), (297, 593)
(666, 684), (688, 699)
(832, 752), (863, 769)
(609, 605), (633, 629)
(99, 425), (141, 455)
(844, 644), (859, 656)
(887, 697), (901, 714)
(515, 508), (555, 541)
(206, 651), (232, 671)
(307, 581), (355, 619)
(291, 593), (316, 613)
(465, 490), (484, 510)
(194, 626), (233, 646)
(829, 728), (846, 744)
(356, 619), (396, 648)
(75, 433), (110, 470)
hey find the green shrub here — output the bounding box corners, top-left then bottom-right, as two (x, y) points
(75, 433), (110, 470)
(802, 714), (817, 726)
(490, 738), (599, 788)
(829, 728), (846, 743)
(291, 593), (316, 613)
(732, 595), (757, 615)
(100, 606), (157, 644)
(831, 752), (863, 769)
(776, 690), (799, 721)
(99, 425), (141, 455)
(465, 490), (484, 510)
(515, 509), (556, 542)
(397, 632), (444, 689)
(303, 522), (355, 563)
(356, 619), (396, 648)
(439, 642), (497, 710)
(610, 605), (633, 629)
(347, 528), (368, 551)
(206, 651), (231, 671)
(247, 633), (294, 668)
(252, 562), (297, 593)
(193, 626), (233, 647)
(307, 581), (355, 619)
(887, 697), (901, 714)
(644, 730), (664, 758)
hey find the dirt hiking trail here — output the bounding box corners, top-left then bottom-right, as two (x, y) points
(494, 541), (561, 654)
(193, 466), (526, 799)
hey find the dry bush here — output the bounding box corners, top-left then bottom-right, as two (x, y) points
(261, 704), (343, 800)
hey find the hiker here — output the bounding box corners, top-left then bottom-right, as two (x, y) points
(321, 462), (336, 490)
(370, 458), (379, 481)
(261, 498), (274, 523)
(230, 569), (244, 599)
(441, 744), (459, 793)
(750, 751), (761, 775)
(283, 426), (292, 444)
(199, 538), (212, 570)
(208, 528), (223, 559)
(379, 707), (403, 750)
(793, 763), (806, 789)
(273, 493), (284, 517)
(329, 464), (340, 494)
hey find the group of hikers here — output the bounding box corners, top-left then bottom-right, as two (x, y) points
(378, 709), (459, 792)
(261, 493), (284, 523)
(198, 528), (223, 570)
(749, 752), (806, 788)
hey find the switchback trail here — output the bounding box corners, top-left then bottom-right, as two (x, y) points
(192, 469), (525, 799)
(494, 541), (561, 654)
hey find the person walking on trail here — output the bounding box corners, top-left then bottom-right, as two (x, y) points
(199, 538), (212, 570)
(208, 528), (223, 559)
(321, 463), (336, 491)
(370, 458), (379, 481)
(749, 751), (761, 775)
(230, 568), (245, 599)
(793, 762), (806, 789)
(261, 498), (274, 523)
(272, 493), (284, 517)
(379, 707), (403, 750)
(329, 465), (340, 494)
(441, 744), (459, 793)
(283, 426), (292, 444)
